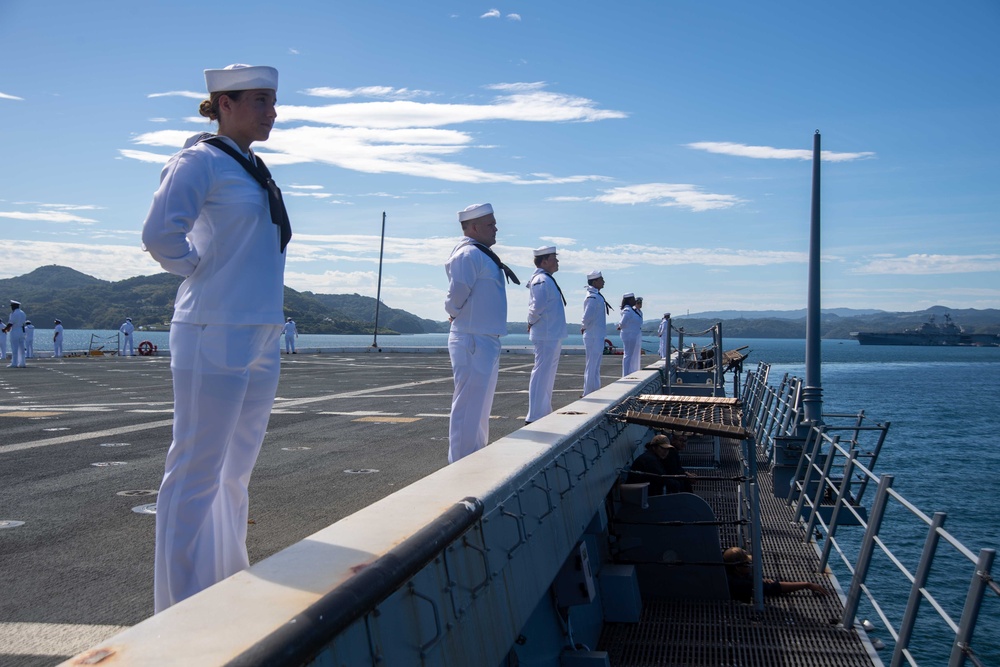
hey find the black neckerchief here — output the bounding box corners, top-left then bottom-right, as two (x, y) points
(202, 137), (292, 253)
(469, 241), (520, 285)
(530, 271), (566, 306)
(590, 288), (613, 315)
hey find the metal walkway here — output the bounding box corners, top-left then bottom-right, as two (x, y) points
(598, 434), (878, 666)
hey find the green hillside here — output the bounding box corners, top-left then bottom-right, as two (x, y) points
(0, 265), (445, 334)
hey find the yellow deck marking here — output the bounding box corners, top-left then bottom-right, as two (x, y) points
(0, 411), (64, 418)
(352, 416), (422, 424)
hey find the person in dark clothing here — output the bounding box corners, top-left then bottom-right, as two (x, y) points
(626, 433), (694, 495)
(723, 547), (828, 602)
(660, 432), (694, 493)
(626, 434), (672, 495)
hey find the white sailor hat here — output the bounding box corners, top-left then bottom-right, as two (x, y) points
(205, 64), (279, 93)
(587, 270), (602, 280)
(54, 319), (61, 324)
(533, 245), (557, 257)
(458, 203), (494, 223)
(10, 300), (20, 306)
(622, 292), (634, 299)
(286, 317), (293, 321)
(126, 317), (132, 321)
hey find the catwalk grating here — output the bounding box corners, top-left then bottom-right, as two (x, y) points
(598, 429), (877, 666)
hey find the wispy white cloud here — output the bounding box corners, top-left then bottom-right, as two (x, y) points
(148, 117), (169, 123)
(0, 241), (158, 281)
(687, 141), (875, 162)
(481, 9), (500, 18)
(507, 13), (522, 21)
(148, 90), (204, 99)
(289, 185), (324, 190)
(118, 149), (170, 164)
(0, 92), (25, 101)
(853, 254), (1000, 275)
(551, 183), (743, 212)
(288, 48), (300, 55)
(126, 83), (625, 184)
(0, 204), (100, 223)
(303, 86), (432, 99)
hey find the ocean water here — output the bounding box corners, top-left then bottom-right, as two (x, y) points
(14, 330), (999, 660)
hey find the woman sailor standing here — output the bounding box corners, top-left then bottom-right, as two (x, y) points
(141, 64), (291, 613)
(617, 292), (643, 376)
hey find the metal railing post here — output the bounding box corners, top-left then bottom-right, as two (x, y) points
(842, 474), (894, 629)
(819, 448), (857, 572)
(803, 434), (840, 541)
(892, 512), (946, 667)
(949, 548), (996, 667)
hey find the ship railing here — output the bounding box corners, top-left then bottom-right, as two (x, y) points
(748, 367), (998, 667)
(662, 319), (725, 395)
(808, 436), (996, 667)
(88, 332), (121, 356)
(66, 363), (667, 667)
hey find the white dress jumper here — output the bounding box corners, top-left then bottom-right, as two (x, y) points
(142, 135), (286, 613)
(581, 286), (608, 396)
(444, 239), (507, 463)
(525, 269), (567, 422)
(618, 306), (643, 376)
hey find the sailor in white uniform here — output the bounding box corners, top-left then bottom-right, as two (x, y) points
(141, 64), (290, 613)
(581, 270), (612, 396)
(52, 320), (64, 358)
(282, 317), (297, 354)
(444, 203), (516, 463)
(618, 293), (643, 376)
(657, 313), (670, 359)
(525, 246), (567, 423)
(7, 301), (27, 368)
(120, 317), (136, 356)
(24, 320), (35, 358)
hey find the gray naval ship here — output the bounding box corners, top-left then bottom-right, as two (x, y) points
(852, 313), (1000, 347)
(36, 134), (993, 667)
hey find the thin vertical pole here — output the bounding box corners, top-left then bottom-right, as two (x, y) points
(803, 130), (824, 427)
(371, 211), (386, 348)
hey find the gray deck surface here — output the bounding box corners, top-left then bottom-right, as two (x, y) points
(598, 435), (877, 666)
(0, 350), (602, 666)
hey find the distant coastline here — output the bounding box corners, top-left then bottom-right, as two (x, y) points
(2, 265), (999, 340)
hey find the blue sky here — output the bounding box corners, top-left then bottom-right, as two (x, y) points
(1, 1), (998, 322)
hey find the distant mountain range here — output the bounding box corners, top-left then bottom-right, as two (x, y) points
(0, 265), (447, 335)
(1, 265), (998, 338)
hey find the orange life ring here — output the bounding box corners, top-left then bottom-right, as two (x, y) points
(138, 340), (157, 356)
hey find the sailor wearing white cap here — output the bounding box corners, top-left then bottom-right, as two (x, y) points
(119, 317), (136, 356)
(581, 270), (612, 395)
(657, 312), (671, 359)
(282, 317), (297, 354)
(24, 320), (35, 358)
(142, 64), (289, 613)
(52, 319), (64, 359)
(7, 300), (27, 368)
(617, 293), (643, 375)
(525, 246), (567, 423)
(445, 203), (518, 463)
